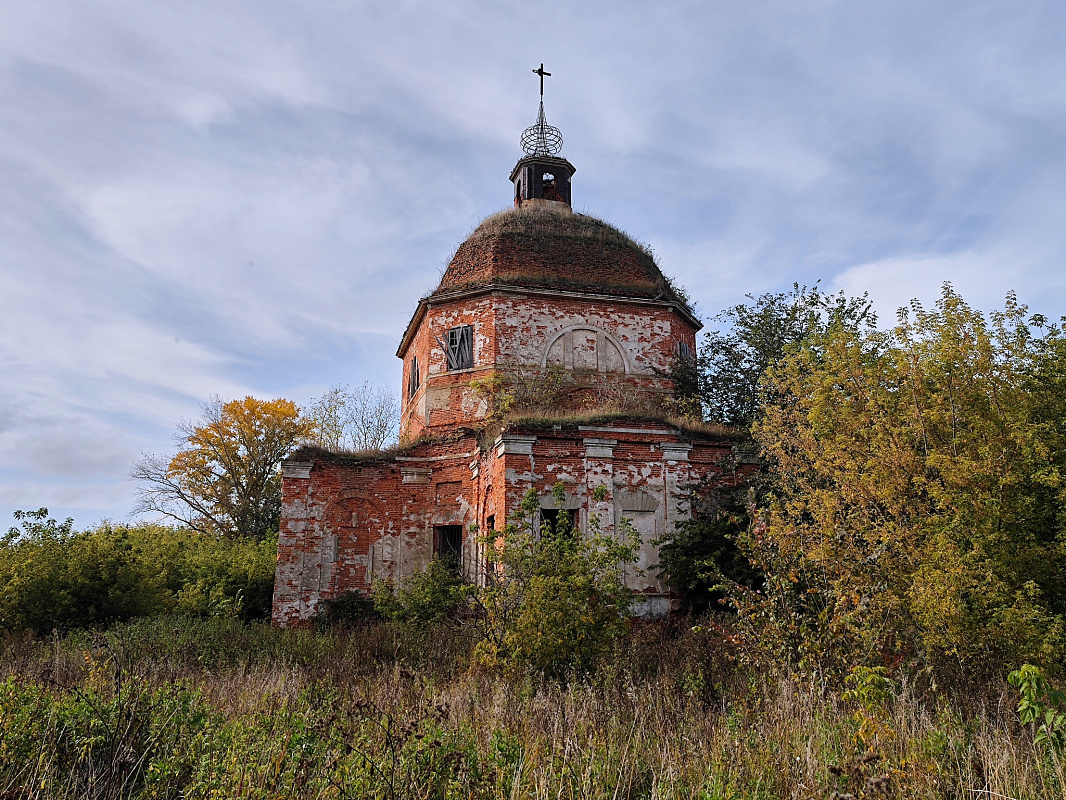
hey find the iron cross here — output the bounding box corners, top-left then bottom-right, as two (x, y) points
(533, 63), (551, 97)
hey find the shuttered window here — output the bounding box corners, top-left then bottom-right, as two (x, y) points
(446, 325), (474, 371)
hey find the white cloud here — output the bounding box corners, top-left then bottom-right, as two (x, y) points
(2, 0), (1065, 530)
(829, 248), (1063, 322)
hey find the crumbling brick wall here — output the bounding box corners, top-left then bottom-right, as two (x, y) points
(272, 421), (736, 626)
(398, 289), (697, 438)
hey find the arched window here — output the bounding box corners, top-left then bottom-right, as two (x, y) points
(542, 326), (628, 373)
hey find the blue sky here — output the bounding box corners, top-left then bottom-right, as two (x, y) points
(2, 0), (1065, 531)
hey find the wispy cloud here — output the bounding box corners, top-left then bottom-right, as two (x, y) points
(1, 0), (1064, 528)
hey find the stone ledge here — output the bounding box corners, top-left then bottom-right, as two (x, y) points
(494, 434), (537, 456)
(400, 467), (431, 484)
(583, 437), (617, 458)
(281, 462), (312, 479)
(660, 443), (693, 462)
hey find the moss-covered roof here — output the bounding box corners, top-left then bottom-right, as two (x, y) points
(432, 205), (692, 312)
(499, 411), (744, 442)
(284, 443), (409, 466)
(285, 429), (481, 465)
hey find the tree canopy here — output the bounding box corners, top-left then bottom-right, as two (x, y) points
(131, 396), (314, 539)
(304, 382), (399, 452)
(742, 286), (1066, 676)
(696, 284), (874, 429)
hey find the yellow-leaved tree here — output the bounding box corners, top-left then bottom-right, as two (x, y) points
(741, 286), (1066, 678)
(131, 396), (315, 539)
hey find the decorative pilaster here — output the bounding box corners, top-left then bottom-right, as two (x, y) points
(661, 442), (694, 536)
(583, 437), (616, 535)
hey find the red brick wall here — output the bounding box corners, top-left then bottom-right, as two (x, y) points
(272, 434), (481, 627)
(273, 421), (737, 626)
(398, 290), (698, 439)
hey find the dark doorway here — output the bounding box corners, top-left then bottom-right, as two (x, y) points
(434, 525), (463, 572)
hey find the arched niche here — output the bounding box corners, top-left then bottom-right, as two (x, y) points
(541, 325), (629, 374)
(322, 490), (380, 533)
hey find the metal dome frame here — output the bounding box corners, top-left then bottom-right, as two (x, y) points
(521, 101), (564, 157)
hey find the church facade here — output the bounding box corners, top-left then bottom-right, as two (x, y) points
(271, 98), (739, 626)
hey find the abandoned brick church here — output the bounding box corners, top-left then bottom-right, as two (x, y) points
(271, 90), (740, 626)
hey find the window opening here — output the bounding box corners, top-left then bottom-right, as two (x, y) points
(434, 525), (463, 574)
(677, 341), (692, 360)
(485, 515), (496, 579)
(446, 325), (473, 371)
(540, 508), (578, 538)
(407, 356), (421, 399)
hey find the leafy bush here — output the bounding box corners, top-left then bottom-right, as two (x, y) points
(0, 511), (277, 631)
(372, 558), (470, 627)
(654, 468), (760, 614)
(468, 484), (639, 676)
(1009, 664), (1066, 756)
(742, 287), (1066, 677)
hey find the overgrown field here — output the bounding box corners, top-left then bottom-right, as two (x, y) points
(0, 615), (1058, 800)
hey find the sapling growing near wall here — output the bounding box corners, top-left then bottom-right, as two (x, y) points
(467, 483), (640, 677)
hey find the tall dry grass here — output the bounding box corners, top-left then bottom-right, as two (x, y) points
(0, 616), (1058, 799)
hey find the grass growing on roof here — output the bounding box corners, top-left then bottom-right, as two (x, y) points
(436, 205), (696, 313)
(496, 407), (741, 439)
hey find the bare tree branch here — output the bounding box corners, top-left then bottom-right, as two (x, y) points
(305, 382), (399, 452)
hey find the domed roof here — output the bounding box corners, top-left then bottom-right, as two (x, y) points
(431, 205), (693, 312)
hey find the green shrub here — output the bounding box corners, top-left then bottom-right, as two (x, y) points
(654, 470), (760, 614)
(0, 511), (278, 631)
(470, 484), (639, 677)
(372, 557), (471, 626)
(1009, 663), (1066, 756)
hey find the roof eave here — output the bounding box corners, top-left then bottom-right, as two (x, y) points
(509, 156), (577, 182)
(396, 298), (429, 358)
